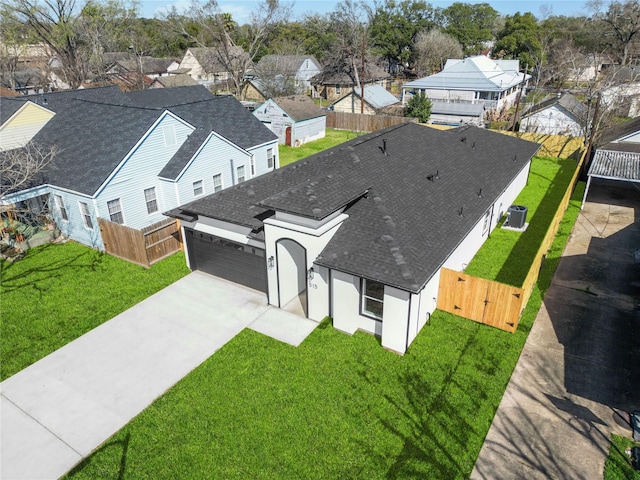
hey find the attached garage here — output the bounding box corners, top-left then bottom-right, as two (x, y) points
(185, 229), (267, 292)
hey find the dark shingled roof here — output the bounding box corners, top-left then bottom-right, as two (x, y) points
(271, 95), (326, 121)
(170, 123), (540, 292)
(597, 116), (640, 148)
(522, 92), (586, 119)
(0, 85), (126, 124)
(17, 87), (276, 194)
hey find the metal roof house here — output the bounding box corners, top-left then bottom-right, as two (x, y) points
(332, 84), (400, 115)
(253, 95), (326, 147)
(1, 86), (279, 250)
(167, 123), (540, 353)
(402, 56), (530, 125)
(582, 117), (640, 208)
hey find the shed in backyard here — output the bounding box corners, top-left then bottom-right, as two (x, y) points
(253, 95), (326, 147)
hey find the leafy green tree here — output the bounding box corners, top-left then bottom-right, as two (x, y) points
(441, 2), (498, 55)
(368, 0), (436, 72)
(404, 93), (432, 123)
(493, 12), (541, 68)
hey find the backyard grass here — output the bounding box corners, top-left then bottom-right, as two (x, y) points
(465, 155), (580, 286)
(65, 181), (586, 479)
(278, 128), (365, 166)
(604, 434), (640, 480)
(0, 242), (190, 380)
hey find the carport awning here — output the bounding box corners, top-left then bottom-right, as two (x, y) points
(582, 149), (640, 208)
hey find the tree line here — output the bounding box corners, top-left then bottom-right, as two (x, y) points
(1, 0), (639, 92)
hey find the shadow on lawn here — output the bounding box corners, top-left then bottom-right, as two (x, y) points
(495, 159), (576, 287)
(0, 244), (105, 294)
(357, 320), (504, 479)
(67, 432), (131, 479)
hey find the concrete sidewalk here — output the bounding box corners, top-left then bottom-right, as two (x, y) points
(471, 180), (640, 479)
(1, 272), (318, 480)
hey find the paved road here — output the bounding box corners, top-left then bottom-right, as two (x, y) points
(1, 272), (318, 480)
(472, 180), (640, 479)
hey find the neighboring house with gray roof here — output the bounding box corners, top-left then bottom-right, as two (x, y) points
(167, 123), (540, 353)
(0, 86), (124, 150)
(582, 116), (640, 207)
(149, 74), (200, 89)
(179, 47), (247, 88)
(519, 93), (586, 136)
(331, 84), (399, 115)
(253, 95), (326, 146)
(402, 56), (530, 122)
(1, 85), (278, 250)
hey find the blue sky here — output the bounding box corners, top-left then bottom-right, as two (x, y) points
(142, 0), (596, 21)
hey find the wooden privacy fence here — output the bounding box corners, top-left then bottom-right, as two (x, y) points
(326, 111), (416, 132)
(98, 217), (182, 268)
(437, 269), (524, 333)
(437, 144), (588, 333)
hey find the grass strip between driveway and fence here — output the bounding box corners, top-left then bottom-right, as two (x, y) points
(604, 434), (640, 480)
(64, 178), (586, 479)
(0, 244), (190, 380)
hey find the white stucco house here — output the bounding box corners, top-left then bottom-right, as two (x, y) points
(253, 95), (326, 147)
(520, 93), (586, 136)
(168, 123), (540, 353)
(402, 55), (530, 125)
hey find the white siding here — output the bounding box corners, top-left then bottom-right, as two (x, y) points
(291, 117), (326, 146)
(520, 105), (583, 136)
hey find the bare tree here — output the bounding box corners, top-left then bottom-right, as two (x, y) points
(0, 142), (58, 200)
(412, 29), (462, 77)
(166, 0), (291, 98)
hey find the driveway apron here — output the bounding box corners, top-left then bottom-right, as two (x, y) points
(471, 180), (640, 479)
(1, 272), (279, 480)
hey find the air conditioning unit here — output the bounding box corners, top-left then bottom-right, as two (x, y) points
(507, 205), (528, 229)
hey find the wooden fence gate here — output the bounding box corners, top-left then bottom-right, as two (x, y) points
(437, 268), (524, 333)
(98, 217), (182, 268)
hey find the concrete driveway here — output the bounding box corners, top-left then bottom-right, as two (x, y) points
(472, 179), (640, 479)
(1, 272), (318, 480)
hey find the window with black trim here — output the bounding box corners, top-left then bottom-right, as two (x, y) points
(361, 278), (384, 320)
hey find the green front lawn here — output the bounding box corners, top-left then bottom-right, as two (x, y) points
(0, 243), (190, 380)
(278, 129), (365, 166)
(65, 176), (585, 479)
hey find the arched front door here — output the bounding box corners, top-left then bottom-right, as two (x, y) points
(276, 238), (307, 317)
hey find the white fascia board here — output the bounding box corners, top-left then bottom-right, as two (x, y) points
(264, 213), (348, 237)
(190, 221), (264, 247)
(0, 101), (55, 129)
(247, 138), (279, 152)
(93, 110), (196, 197)
(171, 129), (251, 182)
